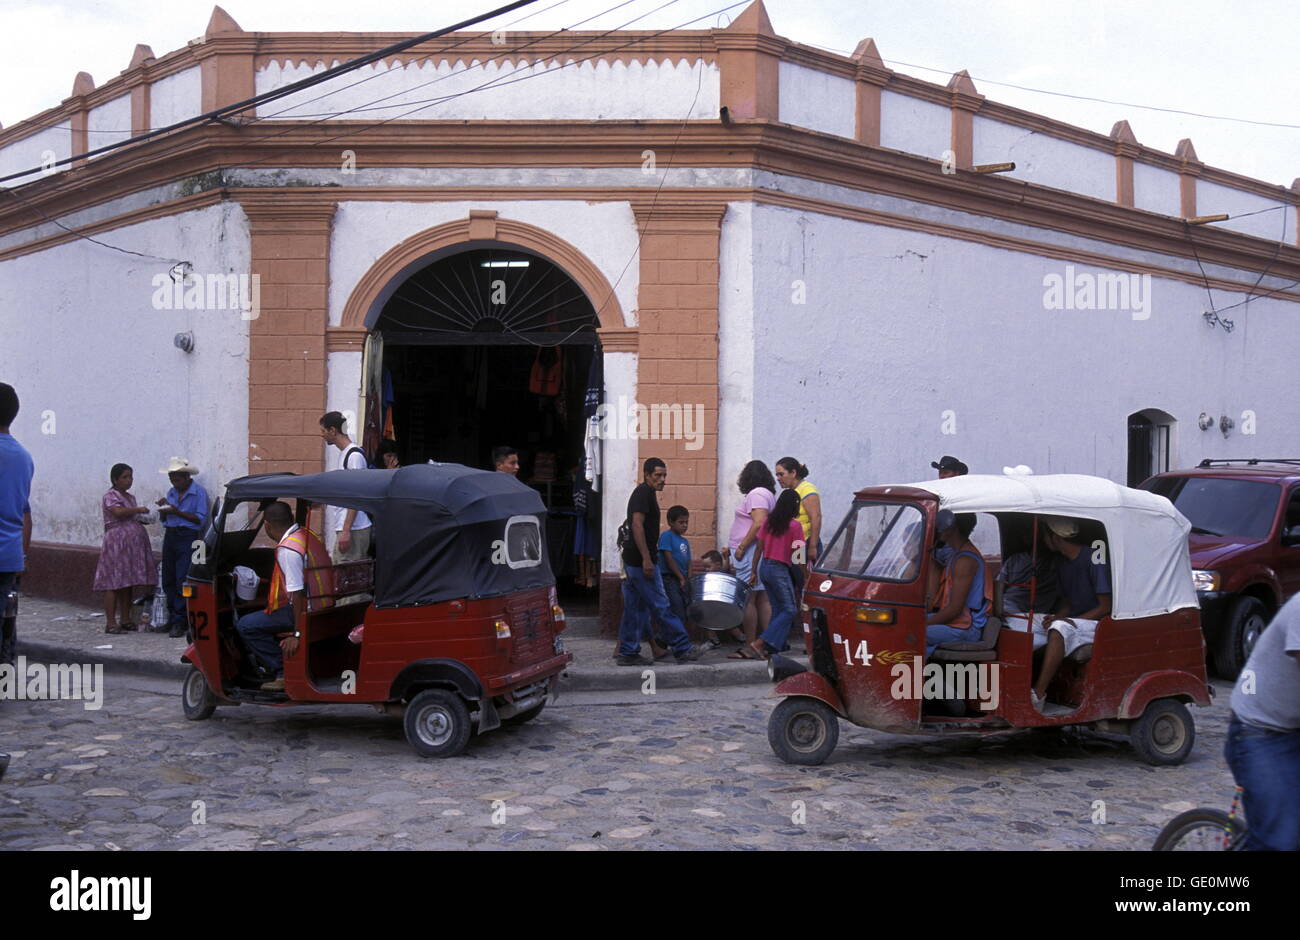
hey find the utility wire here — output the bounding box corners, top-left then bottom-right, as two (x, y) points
(0, 0), (543, 186)
(808, 42), (1300, 131)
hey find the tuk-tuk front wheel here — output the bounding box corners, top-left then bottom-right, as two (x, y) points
(768, 697), (839, 766)
(404, 689), (472, 758)
(181, 665), (217, 721)
(1130, 699), (1195, 766)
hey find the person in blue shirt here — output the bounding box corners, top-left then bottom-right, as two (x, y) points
(1032, 516), (1112, 711)
(649, 506), (692, 659)
(156, 457), (210, 638)
(0, 383), (34, 666)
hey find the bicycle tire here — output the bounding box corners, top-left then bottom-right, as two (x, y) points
(1153, 808), (1245, 851)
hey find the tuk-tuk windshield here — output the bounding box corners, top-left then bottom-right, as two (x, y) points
(816, 502), (925, 582)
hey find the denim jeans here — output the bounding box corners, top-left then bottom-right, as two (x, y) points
(619, 565), (691, 657)
(236, 605), (295, 677)
(0, 571), (17, 667)
(758, 558), (798, 654)
(161, 526), (201, 628)
(925, 621), (983, 658)
(651, 576), (691, 642)
(1225, 714), (1300, 851)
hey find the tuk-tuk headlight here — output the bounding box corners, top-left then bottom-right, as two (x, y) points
(494, 619), (511, 639)
(552, 605), (566, 622)
(182, 585), (194, 598)
(854, 606), (895, 624)
(1191, 570), (1220, 592)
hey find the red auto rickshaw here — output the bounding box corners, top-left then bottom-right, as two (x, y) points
(767, 473), (1212, 766)
(179, 463), (571, 757)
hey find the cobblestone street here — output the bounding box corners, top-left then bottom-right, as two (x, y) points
(1, 674), (1238, 851)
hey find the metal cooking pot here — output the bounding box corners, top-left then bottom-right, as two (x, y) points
(688, 571), (751, 630)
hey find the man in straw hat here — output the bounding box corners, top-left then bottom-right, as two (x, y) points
(1031, 515), (1112, 712)
(156, 457), (210, 638)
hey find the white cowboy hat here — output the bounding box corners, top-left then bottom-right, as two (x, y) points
(160, 457), (200, 476)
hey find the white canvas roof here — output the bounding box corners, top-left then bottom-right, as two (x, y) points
(893, 473), (1199, 620)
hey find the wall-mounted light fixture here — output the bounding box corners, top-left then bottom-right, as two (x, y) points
(1187, 214), (1230, 225)
(1219, 414), (1235, 437)
(1197, 413), (1215, 431)
(973, 162), (1016, 174)
(174, 331), (194, 354)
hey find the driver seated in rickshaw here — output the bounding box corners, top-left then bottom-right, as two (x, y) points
(1028, 516), (1112, 712)
(924, 510), (990, 657)
(235, 501), (334, 691)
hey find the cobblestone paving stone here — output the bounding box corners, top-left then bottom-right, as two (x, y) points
(0, 677), (1236, 851)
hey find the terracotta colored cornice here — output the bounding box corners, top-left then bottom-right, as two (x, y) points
(2, 120), (1297, 284)
(597, 326), (638, 352)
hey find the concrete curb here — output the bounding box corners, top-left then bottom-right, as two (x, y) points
(18, 640), (191, 683)
(557, 659), (781, 692)
(16, 639), (800, 693)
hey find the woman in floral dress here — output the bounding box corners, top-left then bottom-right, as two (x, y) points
(92, 464), (156, 634)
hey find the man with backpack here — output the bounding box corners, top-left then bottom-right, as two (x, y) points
(616, 458), (703, 666)
(319, 411), (373, 565)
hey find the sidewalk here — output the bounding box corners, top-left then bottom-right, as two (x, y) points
(12, 593), (804, 694)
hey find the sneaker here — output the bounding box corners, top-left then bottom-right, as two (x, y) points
(702, 637), (722, 651)
(672, 644), (705, 664)
(1029, 690), (1046, 714)
(615, 653), (654, 666)
(260, 676), (286, 692)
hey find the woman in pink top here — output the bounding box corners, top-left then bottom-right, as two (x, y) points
(728, 460), (775, 658)
(750, 488), (804, 659)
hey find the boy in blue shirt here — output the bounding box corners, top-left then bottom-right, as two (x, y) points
(649, 506), (692, 659)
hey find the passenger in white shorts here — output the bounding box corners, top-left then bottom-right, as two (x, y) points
(1031, 516), (1112, 712)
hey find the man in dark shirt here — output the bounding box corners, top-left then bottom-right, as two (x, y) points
(617, 458), (702, 665)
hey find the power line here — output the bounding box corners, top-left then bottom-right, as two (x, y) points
(0, 0), (544, 186)
(805, 40), (1300, 131)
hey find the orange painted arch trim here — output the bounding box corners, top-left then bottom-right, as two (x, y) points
(339, 214), (630, 334)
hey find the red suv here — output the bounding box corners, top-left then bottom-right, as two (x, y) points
(1141, 459), (1300, 677)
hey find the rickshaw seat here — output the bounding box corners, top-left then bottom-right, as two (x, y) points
(1069, 643), (1093, 663)
(930, 616), (1002, 663)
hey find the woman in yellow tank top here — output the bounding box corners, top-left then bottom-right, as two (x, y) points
(775, 457), (822, 593)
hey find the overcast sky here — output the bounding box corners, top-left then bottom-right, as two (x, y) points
(1, 0), (1295, 189)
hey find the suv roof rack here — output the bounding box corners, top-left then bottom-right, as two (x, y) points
(1196, 458), (1300, 469)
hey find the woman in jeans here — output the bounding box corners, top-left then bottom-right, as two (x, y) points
(750, 488), (803, 660)
(92, 464), (156, 634)
(727, 460), (776, 659)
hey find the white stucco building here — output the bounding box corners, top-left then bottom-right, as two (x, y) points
(1, 3), (1296, 624)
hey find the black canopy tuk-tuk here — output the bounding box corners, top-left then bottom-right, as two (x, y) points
(181, 463), (571, 757)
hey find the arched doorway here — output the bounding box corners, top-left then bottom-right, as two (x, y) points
(1127, 408), (1176, 486)
(364, 244), (604, 604)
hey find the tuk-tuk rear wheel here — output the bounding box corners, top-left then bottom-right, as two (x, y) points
(181, 665), (217, 721)
(1130, 699), (1194, 766)
(768, 697), (839, 766)
(404, 689), (472, 758)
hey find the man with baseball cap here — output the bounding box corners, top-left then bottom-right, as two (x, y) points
(156, 457), (210, 637)
(1031, 516), (1112, 712)
(931, 455), (969, 478)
